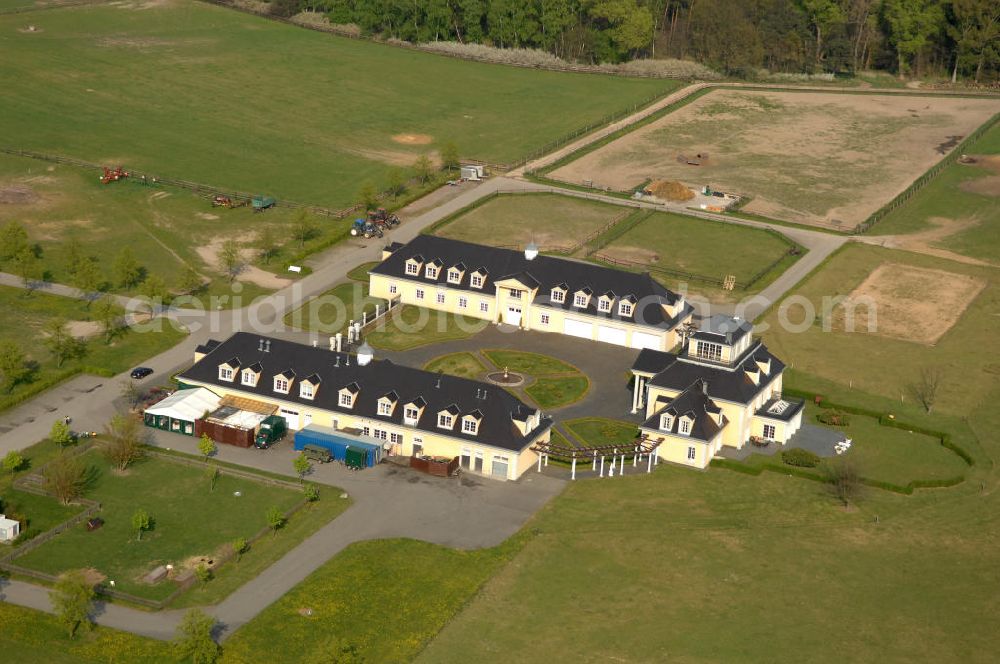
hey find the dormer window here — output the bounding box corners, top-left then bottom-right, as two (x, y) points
(438, 414), (454, 429)
(619, 301), (634, 317)
(598, 297), (612, 313)
(462, 418), (479, 435)
(219, 366), (234, 381)
(405, 257), (422, 276)
(425, 264), (439, 279)
(339, 392), (352, 407)
(680, 418), (691, 435)
(660, 413), (673, 431)
(300, 383), (314, 399)
(404, 406), (420, 423)
(241, 368), (258, 387)
(551, 287), (565, 303)
(377, 392), (397, 417)
(573, 292), (590, 308)
(447, 265), (465, 284)
(274, 374), (293, 394)
(339, 383), (359, 409)
(470, 271), (486, 288)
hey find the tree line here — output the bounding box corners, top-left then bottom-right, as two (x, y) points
(270, 0), (999, 81)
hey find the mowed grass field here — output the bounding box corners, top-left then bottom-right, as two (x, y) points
(0, 153), (321, 297)
(0, 284), (186, 411)
(0, 1), (675, 207)
(551, 89), (999, 227)
(432, 193), (627, 252)
(869, 121), (1000, 264)
(761, 243), (998, 418)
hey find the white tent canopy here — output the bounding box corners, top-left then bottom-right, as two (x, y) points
(145, 387), (221, 423)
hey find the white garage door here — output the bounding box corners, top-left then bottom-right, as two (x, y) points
(630, 332), (662, 350)
(563, 318), (593, 339)
(597, 325), (628, 346)
(279, 408), (300, 430)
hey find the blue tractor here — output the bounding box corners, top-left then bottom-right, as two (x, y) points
(351, 218), (384, 239)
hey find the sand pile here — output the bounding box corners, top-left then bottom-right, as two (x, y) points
(646, 180), (694, 202)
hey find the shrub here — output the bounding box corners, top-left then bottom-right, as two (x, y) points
(817, 409), (851, 426)
(782, 448), (821, 468)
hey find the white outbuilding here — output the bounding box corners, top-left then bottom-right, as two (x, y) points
(0, 514), (19, 542)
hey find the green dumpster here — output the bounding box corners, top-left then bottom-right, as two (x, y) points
(344, 446), (366, 470)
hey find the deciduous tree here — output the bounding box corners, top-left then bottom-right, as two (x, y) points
(198, 433), (216, 461)
(439, 142), (460, 172)
(43, 318), (86, 368)
(132, 508), (151, 541)
(266, 506), (285, 536)
(93, 295), (126, 344)
(174, 609), (221, 664)
(357, 181), (378, 211)
(413, 154), (434, 183)
(50, 419), (74, 447)
(0, 220), (29, 263)
(50, 570), (95, 638)
(3, 449), (24, 477)
(113, 247), (143, 289)
(72, 258), (103, 307)
(0, 340), (30, 393)
(103, 412), (143, 471)
(291, 210), (318, 249)
(293, 452), (312, 482)
(43, 454), (87, 504)
(255, 226), (278, 265)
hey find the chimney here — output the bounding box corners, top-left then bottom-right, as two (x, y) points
(701, 380), (709, 396)
(435, 372), (442, 389)
(334, 356), (341, 368)
(264, 340), (271, 353)
(524, 242), (539, 261)
(258, 339), (265, 352)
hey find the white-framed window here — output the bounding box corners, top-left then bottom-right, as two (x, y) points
(448, 269), (462, 284)
(696, 341), (723, 362)
(389, 283), (398, 295)
(378, 401), (393, 416)
(362, 426), (370, 437)
(438, 414), (454, 429)
(462, 419), (478, 434)
(763, 424), (776, 440)
(415, 288), (425, 300)
(241, 369), (257, 387)
(390, 432), (403, 445)
(425, 265), (439, 279)
(574, 293), (588, 308)
(339, 392), (353, 408)
(551, 289), (565, 303)
(405, 262), (419, 276)
(471, 274), (484, 288)
(219, 366), (234, 381)
(687, 446), (696, 461)
(619, 302), (633, 317)
(458, 296), (468, 309)
(660, 414), (673, 431)
(598, 298), (611, 312)
(540, 313), (550, 325)
(404, 406), (420, 422)
(680, 419), (691, 435)
(436, 292), (446, 304)
(274, 377), (289, 394)
(300, 383), (314, 399)
(480, 301), (489, 313)
(373, 428), (388, 441)
(509, 289), (522, 300)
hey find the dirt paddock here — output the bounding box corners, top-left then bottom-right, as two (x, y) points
(835, 263), (986, 345)
(552, 89), (1000, 227)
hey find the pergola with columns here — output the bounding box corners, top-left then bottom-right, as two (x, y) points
(531, 434), (664, 480)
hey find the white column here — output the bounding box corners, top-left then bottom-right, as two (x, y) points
(571, 458), (577, 481)
(647, 452), (653, 473)
(609, 455), (616, 478)
(631, 375), (640, 414)
(599, 456), (605, 477)
(537, 453), (542, 472)
(633, 446), (638, 467)
(639, 378), (646, 409)
(544, 453), (549, 467)
(592, 452), (597, 472)
(375, 304), (381, 318)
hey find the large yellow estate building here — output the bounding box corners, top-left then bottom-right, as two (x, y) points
(178, 333), (552, 481)
(631, 315), (804, 469)
(369, 236), (694, 352)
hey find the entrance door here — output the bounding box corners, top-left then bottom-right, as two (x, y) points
(301, 413), (313, 429)
(491, 456), (509, 480)
(461, 448), (472, 469)
(504, 307), (522, 327)
(474, 452), (484, 473)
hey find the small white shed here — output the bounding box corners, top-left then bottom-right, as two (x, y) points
(460, 165), (485, 181)
(0, 514), (20, 542)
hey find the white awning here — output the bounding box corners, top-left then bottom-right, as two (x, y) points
(145, 387), (221, 422)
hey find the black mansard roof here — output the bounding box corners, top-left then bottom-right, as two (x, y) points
(641, 380), (727, 443)
(371, 235), (690, 330)
(637, 341), (786, 405)
(179, 333), (550, 452)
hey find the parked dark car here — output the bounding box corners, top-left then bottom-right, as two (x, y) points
(302, 444), (332, 464)
(130, 367), (154, 379)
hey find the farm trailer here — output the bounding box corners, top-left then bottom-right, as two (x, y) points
(293, 424), (384, 468)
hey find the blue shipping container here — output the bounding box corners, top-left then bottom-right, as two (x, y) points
(293, 425), (383, 468)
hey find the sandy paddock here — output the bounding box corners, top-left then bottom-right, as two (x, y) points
(197, 236), (292, 290)
(552, 90), (1000, 227)
(835, 263), (986, 345)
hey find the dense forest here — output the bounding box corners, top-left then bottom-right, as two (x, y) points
(271, 0), (999, 81)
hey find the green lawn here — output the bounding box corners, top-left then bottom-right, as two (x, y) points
(481, 350), (578, 376)
(869, 121), (1000, 263)
(222, 537), (525, 663)
(525, 377), (590, 410)
(0, 285), (187, 412)
(0, 439), (84, 544)
(564, 417), (638, 447)
(432, 193), (625, 253)
(0, 603), (172, 664)
(0, 1), (674, 208)
(365, 305), (488, 351)
(595, 209), (796, 288)
(762, 243), (998, 418)
(736, 406), (969, 489)
(0, 152), (331, 298)
(423, 352), (487, 379)
(283, 282), (384, 334)
(346, 261), (379, 282)
(15, 452), (309, 601)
